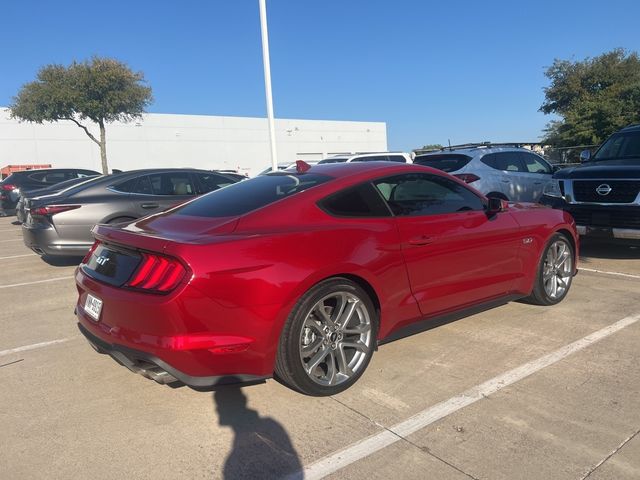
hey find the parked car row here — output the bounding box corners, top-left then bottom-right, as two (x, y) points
(0, 167), (100, 216)
(15, 168), (240, 256)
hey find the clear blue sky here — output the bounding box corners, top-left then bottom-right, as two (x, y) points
(2, 1), (639, 151)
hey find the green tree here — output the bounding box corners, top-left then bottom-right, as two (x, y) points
(540, 48), (640, 147)
(420, 144), (443, 150)
(10, 57), (153, 174)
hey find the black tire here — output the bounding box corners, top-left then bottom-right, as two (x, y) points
(524, 233), (574, 306)
(486, 192), (509, 201)
(275, 277), (378, 396)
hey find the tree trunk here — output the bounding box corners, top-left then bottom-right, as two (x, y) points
(98, 120), (108, 174)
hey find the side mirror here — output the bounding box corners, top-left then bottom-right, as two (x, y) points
(486, 197), (508, 215)
(580, 149), (591, 162)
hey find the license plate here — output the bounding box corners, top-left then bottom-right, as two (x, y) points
(84, 294), (103, 321)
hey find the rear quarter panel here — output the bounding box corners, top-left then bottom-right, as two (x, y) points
(165, 204), (422, 371)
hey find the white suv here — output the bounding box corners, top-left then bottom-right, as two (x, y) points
(317, 152), (412, 164)
(414, 144), (555, 202)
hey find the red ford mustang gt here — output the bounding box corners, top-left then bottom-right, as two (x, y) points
(75, 162), (577, 396)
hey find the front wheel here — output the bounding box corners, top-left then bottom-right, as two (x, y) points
(275, 278), (378, 396)
(525, 233), (574, 305)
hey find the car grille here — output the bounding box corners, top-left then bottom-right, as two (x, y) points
(567, 206), (640, 229)
(572, 180), (640, 203)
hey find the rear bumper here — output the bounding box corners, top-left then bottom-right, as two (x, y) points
(78, 322), (267, 388)
(22, 224), (92, 256)
(75, 268), (278, 386)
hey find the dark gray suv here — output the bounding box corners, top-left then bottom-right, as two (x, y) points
(22, 168), (238, 256)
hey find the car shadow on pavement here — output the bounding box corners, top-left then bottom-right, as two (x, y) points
(41, 255), (84, 267)
(213, 379), (303, 479)
(579, 239), (640, 260)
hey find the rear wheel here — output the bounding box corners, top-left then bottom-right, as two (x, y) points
(275, 278), (377, 396)
(525, 233), (574, 305)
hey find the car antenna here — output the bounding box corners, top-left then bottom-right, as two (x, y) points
(448, 139), (452, 151)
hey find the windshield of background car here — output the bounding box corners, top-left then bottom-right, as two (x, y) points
(593, 131), (640, 161)
(413, 154), (472, 172)
(175, 173), (332, 217)
(317, 158), (348, 164)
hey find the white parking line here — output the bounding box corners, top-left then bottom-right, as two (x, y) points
(580, 267), (640, 280)
(0, 276), (74, 289)
(0, 253), (37, 260)
(0, 338), (74, 357)
(295, 313), (640, 480)
(0, 238), (23, 243)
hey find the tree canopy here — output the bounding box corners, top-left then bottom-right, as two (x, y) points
(540, 48), (640, 147)
(10, 57), (153, 174)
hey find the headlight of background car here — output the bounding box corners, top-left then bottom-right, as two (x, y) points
(543, 179), (563, 198)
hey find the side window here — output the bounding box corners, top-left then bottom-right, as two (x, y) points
(112, 177), (147, 194)
(42, 172), (68, 183)
(146, 172), (196, 196)
(387, 155), (407, 163)
(373, 173), (484, 216)
(27, 172), (48, 181)
(520, 153), (552, 174)
(481, 152), (525, 172)
(319, 183), (390, 217)
(196, 173), (234, 194)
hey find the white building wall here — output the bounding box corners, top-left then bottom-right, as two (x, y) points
(0, 108), (387, 176)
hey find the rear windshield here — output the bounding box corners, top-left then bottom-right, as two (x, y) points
(175, 173), (332, 217)
(413, 154), (472, 172)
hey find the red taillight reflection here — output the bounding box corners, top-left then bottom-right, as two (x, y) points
(126, 253), (186, 293)
(31, 205), (81, 216)
(1, 184), (17, 191)
(453, 173), (480, 183)
(82, 241), (100, 264)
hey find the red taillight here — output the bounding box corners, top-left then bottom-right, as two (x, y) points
(30, 205), (81, 216)
(454, 173), (480, 183)
(1, 184), (17, 191)
(126, 253), (186, 293)
(82, 241), (100, 264)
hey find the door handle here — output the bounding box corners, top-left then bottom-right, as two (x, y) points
(534, 182), (544, 185)
(407, 235), (434, 246)
(141, 203), (159, 209)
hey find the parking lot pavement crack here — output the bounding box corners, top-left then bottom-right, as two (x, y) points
(580, 427), (640, 479)
(329, 396), (481, 479)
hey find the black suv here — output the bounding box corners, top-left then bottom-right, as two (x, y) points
(0, 168), (100, 216)
(540, 124), (640, 242)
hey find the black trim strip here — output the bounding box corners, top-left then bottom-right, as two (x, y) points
(77, 323), (269, 389)
(378, 294), (524, 345)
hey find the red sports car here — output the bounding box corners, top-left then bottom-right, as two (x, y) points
(75, 162), (577, 396)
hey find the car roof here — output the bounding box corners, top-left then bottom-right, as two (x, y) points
(619, 124), (640, 133)
(416, 146), (534, 158)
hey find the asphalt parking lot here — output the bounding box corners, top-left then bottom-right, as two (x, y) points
(1, 216), (639, 480)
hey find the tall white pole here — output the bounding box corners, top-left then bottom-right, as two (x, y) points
(259, 0), (278, 172)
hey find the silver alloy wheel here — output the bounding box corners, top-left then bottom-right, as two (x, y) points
(298, 291), (373, 386)
(542, 239), (573, 299)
